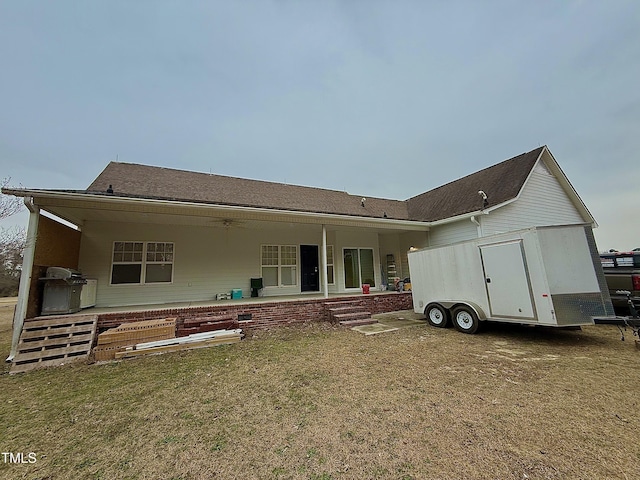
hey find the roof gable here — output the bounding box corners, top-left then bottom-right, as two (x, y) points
(406, 146), (545, 222)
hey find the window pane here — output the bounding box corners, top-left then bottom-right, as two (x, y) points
(281, 246), (297, 266)
(281, 266), (296, 285)
(112, 264), (142, 284)
(114, 242), (124, 252)
(327, 245), (333, 264)
(113, 252), (123, 262)
(344, 249), (359, 288)
(262, 246), (278, 266)
(327, 265), (334, 284)
(262, 267), (278, 286)
(360, 249), (375, 287)
(146, 264), (172, 283)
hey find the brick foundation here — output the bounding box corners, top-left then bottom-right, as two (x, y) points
(96, 292), (413, 333)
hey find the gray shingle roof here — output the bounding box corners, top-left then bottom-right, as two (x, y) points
(407, 146), (544, 221)
(87, 163), (410, 220)
(85, 146), (546, 222)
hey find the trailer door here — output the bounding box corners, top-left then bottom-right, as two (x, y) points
(480, 241), (535, 320)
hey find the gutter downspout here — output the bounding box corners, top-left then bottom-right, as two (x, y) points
(321, 225), (329, 298)
(470, 215), (482, 237)
(6, 197), (39, 362)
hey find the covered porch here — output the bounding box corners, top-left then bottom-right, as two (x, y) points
(8, 190), (426, 359)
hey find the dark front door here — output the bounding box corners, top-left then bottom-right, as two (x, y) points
(300, 245), (320, 292)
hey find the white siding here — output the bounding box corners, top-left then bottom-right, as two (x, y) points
(429, 219), (479, 247)
(480, 160), (584, 236)
(78, 220), (333, 307)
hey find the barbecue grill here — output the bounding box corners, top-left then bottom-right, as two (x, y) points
(40, 267), (87, 315)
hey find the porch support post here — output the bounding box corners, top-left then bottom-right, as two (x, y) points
(321, 224), (329, 298)
(7, 197), (40, 362)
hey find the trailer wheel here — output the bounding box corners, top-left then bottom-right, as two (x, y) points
(452, 305), (480, 334)
(425, 303), (450, 328)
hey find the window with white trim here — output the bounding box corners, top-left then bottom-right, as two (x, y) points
(111, 241), (174, 284)
(261, 245), (297, 287)
(326, 245), (335, 285)
(343, 247), (375, 289)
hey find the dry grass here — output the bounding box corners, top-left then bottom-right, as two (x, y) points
(0, 300), (639, 480)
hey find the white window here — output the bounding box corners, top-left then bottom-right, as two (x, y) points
(261, 245), (298, 287)
(111, 241), (174, 285)
(326, 245), (335, 285)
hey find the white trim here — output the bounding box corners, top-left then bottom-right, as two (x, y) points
(8, 198), (39, 362)
(110, 241), (175, 285)
(321, 225), (328, 298)
(3, 188), (431, 231)
(260, 244), (298, 288)
(342, 247), (376, 290)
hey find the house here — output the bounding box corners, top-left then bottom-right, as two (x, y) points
(3, 145), (596, 359)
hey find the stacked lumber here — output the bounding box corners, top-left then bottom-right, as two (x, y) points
(115, 329), (243, 359)
(177, 314), (239, 337)
(11, 315), (98, 374)
(93, 318), (176, 361)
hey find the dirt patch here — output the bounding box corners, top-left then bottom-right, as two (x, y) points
(0, 306), (638, 479)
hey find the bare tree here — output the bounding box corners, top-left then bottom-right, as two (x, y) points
(0, 178), (25, 296)
(1, 177), (23, 219)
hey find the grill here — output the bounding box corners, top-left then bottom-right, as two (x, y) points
(40, 267), (87, 315)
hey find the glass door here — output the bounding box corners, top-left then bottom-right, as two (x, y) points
(343, 248), (376, 289)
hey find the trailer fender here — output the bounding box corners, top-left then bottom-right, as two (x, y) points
(441, 301), (488, 321)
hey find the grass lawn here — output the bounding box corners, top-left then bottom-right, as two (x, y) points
(0, 299), (639, 479)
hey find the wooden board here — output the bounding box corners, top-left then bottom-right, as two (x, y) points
(94, 317), (177, 360)
(11, 314), (98, 374)
(115, 335), (242, 359)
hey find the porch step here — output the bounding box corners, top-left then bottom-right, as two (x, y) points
(324, 300), (366, 323)
(327, 306), (364, 316)
(335, 311), (373, 325)
(339, 318), (378, 327)
(11, 314), (98, 374)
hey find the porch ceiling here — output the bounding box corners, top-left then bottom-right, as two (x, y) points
(29, 191), (429, 234)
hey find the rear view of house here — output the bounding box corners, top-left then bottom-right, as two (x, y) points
(3, 145), (598, 360)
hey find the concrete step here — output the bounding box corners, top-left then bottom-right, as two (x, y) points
(335, 311), (372, 323)
(339, 318), (378, 327)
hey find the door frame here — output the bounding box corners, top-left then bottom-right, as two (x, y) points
(300, 244), (320, 292)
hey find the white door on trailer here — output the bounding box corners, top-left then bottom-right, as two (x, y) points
(480, 241), (535, 319)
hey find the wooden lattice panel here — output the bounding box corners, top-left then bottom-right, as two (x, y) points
(11, 315), (98, 374)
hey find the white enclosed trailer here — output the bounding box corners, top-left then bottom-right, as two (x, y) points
(408, 224), (614, 333)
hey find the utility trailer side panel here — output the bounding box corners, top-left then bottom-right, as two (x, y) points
(408, 224), (613, 329)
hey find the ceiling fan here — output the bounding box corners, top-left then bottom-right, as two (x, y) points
(208, 218), (246, 229)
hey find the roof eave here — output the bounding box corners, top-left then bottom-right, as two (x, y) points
(6, 188), (430, 231)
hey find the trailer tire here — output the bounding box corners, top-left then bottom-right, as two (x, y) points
(452, 305), (480, 334)
(425, 303), (450, 328)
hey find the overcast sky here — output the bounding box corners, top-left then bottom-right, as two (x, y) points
(1, 1), (638, 250)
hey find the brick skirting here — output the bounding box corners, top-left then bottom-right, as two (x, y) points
(96, 292), (413, 333)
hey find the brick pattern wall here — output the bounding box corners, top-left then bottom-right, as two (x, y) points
(96, 292), (413, 333)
